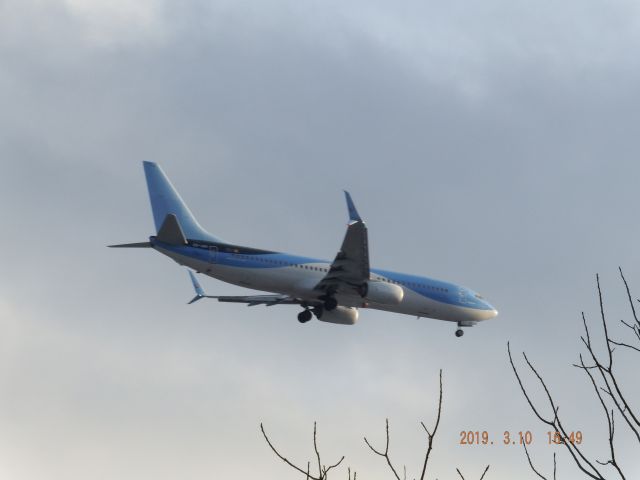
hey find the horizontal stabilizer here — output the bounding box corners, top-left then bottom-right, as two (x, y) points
(108, 242), (152, 248)
(157, 214), (187, 245)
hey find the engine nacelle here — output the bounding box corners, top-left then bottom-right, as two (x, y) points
(317, 306), (359, 325)
(361, 281), (404, 305)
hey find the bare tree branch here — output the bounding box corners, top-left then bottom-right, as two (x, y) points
(418, 369), (443, 480)
(523, 441), (551, 480)
(261, 422), (344, 480)
(509, 343), (605, 479)
(510, 271), (640, 480)
(363, 371), (452, 480)
(508, 342), (555, 424)
(314, 422), (322, 476)
(579, 363), (627, 479)
(364, 419), (403, 480)
(581, 305), (640, 439)
(608, 339), (640, 353)
(594, 275), (640, 432)
(261, 423), (320, 479)
(596, 274), (613, 369)
(479, 464), (490, 480)
(619, 267), (640, 329)
(323, 455), (346, 478)
(619, 319), (640, 342)
(455, 465), (490, 480)
(265, 370), (491, 480)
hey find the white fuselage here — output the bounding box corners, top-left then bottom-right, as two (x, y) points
(154, 242), (498, 325)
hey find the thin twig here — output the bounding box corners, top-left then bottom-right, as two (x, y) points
(608, 339), (640, 353)
(261, 422), (344, 480)
(619, 267), (640, 329)
(314, 422), (322, 476)
(509, 343), (604, 479)
(261, 423), (321, 480)
(418, 369), (443, 480)
(364, 419), (402, 480)
(523, 441), (551, 480)
(479, 464), (490, 480)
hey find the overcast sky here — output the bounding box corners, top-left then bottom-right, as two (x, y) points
(2, 0), (640, 479)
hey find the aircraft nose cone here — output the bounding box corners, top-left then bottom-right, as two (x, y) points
(468, 306), (498, 322)
(482, 302), (498, 320)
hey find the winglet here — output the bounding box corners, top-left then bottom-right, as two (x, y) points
(188, 270), (206, 304)
(343, 191), (362, 223)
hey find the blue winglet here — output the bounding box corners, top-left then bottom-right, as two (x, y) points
(344, 191), (362, 222)
(188, 270), (205, 304)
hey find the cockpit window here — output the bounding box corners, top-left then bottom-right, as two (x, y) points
(475, 294), (484, 299)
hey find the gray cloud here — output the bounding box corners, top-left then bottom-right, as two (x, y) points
(2, 0), (640, 478)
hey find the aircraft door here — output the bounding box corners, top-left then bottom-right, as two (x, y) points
(208, 246), (218, 263)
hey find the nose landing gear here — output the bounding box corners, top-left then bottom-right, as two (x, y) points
(454, 321), (474, 337)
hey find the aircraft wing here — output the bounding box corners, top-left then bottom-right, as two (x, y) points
(314, 191), (370, 297)
(187, 270), (303, 306)
(212, 294), (300, 307)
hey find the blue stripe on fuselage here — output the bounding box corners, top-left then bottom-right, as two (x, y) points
(151, 238), (493, 311)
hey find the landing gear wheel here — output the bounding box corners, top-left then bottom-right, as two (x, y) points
(455, 329), (464, 338)
(324, 297), (338, 311)
(298, 310), (313, 323)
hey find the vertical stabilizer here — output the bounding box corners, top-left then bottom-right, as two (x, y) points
(143, 162), (224, 243)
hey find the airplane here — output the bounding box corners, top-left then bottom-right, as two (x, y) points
(110, 162), (498, 337)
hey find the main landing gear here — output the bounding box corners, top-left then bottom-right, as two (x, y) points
(298, 296), (337, 323)
(455, 329), (464, 337)
(324, 297), (338, 311)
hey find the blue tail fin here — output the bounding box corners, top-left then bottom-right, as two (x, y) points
(143, 162), (224, 243)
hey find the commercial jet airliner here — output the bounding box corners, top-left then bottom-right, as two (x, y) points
(111, 162), (498, 337)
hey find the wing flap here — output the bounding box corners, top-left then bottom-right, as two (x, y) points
(187, 270), (309, 307)
(216, 295), (299, 306)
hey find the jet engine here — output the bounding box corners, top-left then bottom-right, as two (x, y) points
(360, 281), (404, 305)
(317, 306), (359, 325)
